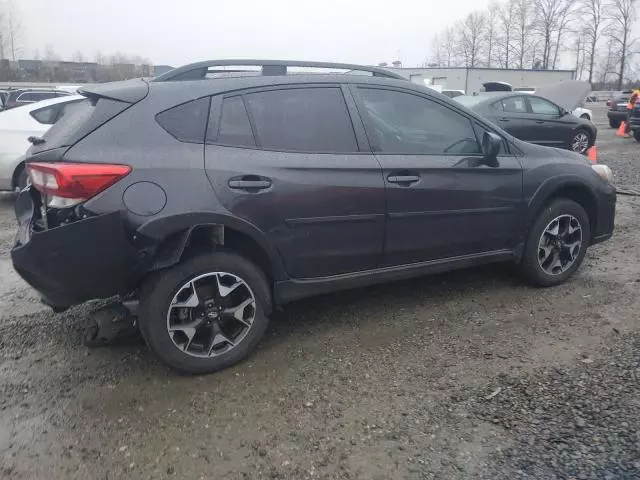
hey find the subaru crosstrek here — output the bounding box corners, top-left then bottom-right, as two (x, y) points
(11, 60), (616, 374)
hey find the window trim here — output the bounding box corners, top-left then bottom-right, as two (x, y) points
(206, 84), (365, 155)
(352, 84), (486, 157)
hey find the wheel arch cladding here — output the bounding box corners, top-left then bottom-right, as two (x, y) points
(529, 180), (598, 241)
(140, 213), (288, 283)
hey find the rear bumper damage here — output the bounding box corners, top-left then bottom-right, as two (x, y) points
(11, 188), (141, 309)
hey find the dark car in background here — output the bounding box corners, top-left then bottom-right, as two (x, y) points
(11, 60), (615, 374)
(3, 89), (71, 110)
(455, 92), (597, 154)
(607, 93), (632, 128)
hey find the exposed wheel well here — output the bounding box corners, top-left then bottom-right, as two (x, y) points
(11, 161), (25, 189)
(179, 225), (275, 285)
(543, 186), (598, 238)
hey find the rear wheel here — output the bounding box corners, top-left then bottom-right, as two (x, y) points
(520, 199), (590, 287)
(138, 251), (271, 375)
(571, 129), (591, 154)
(580, 114), (590, 120)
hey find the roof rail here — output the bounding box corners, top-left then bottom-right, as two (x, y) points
(152, 59), (406, 82)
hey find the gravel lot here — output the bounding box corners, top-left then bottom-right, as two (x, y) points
(1, 104), (640, 480)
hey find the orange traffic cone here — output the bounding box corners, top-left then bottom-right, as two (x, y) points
(616, 121), (627, 137)
(587, 145), (597, 163)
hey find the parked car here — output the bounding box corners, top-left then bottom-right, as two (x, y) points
(607, 93), (632, 128)
(505, 85), (593, 120)
(0, 95), (84, 191)
(626, 102), (640, 141)
(3, 89), (71, 110)
(455, 87), (596, 154)
(0, 90), (9, 110)
(441, 89), (465, 98)
(12, 60), (616, 374)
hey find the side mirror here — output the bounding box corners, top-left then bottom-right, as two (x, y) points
(481, 131), (501, 166)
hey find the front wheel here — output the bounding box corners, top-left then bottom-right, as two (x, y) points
(138, 251), (271, 375)
(571, 130), (592, 154)
(520, 199), (590, 287)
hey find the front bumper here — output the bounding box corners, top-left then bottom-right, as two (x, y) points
(11, 188), (141, 308)
(591, 187), (616, 246)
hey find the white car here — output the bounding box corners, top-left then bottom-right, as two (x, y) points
(0, 95), (84, 191)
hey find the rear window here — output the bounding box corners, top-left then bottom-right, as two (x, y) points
(453, 95), (488, 108)
(30, 105), (61, 125)
(156, 97), (210, 143)
(34, 97), (131, 154)
(243, 87), (358, 152)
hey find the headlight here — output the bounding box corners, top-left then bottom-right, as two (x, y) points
(592, 164), (613, 184)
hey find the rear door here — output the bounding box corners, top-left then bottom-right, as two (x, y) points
(204, 85), (386, 279)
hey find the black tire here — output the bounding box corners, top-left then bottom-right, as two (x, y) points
(570, 129), (592, 154)
(15, 166), (28, 191)
(609, 119), (620, 129)
(520, 199), (590, 287)
(580, 114), (590, 120)
(138, 251), (271, 375)
(633, 130), (640, 142)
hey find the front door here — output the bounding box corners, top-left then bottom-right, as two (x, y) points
(352, 85), (522, 266)
(525, 95), (575, 147)
(204, 85), (386, 279)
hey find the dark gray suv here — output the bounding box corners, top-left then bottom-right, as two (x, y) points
(11, 60), (616, 374)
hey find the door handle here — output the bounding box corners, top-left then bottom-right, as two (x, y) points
(228, 176), (272, 191)
(387, 175), (420, 185)
(499, 117), (510, 122)
(535, 120), (545, 124)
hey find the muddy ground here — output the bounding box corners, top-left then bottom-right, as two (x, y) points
(1, 105), (639, 480)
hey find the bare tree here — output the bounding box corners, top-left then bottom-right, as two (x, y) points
(550, 0), (576, 69)
(429, 33), (445, 67)
(457, 12), (486, 68)
(485, 3), (500, 67)
(496, 0), (517, 68)
(71, 50), (86, 63)
(442, 27), (457, 67)
(533, 0), (567, 69)
(5, 1), (23, 61)
(581, 0), (606, 84)
(606, 0), (638, 89)
(513, 0), (537, 68)
(43, 44), (59, 61)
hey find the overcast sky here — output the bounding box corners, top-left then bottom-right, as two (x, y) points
(19, 0), (494, 67)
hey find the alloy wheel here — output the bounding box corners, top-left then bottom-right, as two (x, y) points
(571, 132), (590, 154)
(537, 214), (583, 276)
(166, 272), (256, 358)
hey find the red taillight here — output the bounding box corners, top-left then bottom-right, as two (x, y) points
(26, 162), (131, 203)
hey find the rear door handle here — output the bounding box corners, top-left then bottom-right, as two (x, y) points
(228, 176), (272, 191)
(499, 117), (510, 122)
(387, 175), (420, 185)
(535, 120), (545, 124)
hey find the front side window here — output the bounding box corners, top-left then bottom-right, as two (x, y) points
(243, 87), (358, 153)
(528, 96), (561, 116)
(358, 88), (481, 155)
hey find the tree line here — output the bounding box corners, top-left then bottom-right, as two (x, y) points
(429, 0), (638, 89)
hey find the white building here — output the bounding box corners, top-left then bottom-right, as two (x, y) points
(386, 67), (575, 94)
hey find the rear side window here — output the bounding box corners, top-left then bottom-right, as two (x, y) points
(243, 87), (358, 152)
(156, 97), (210, 143)
(214, 96), (256, 147)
